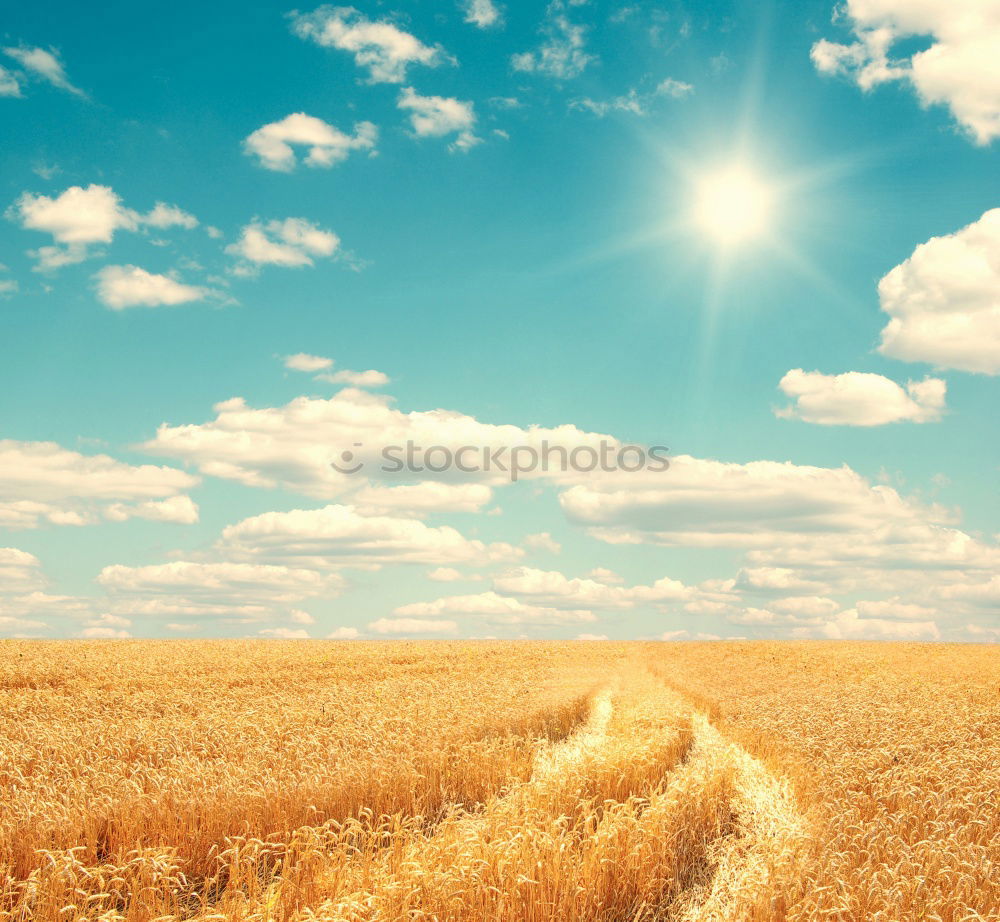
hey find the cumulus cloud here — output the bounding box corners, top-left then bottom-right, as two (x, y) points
(811, 0), (1000, 144)
(142, 203), (198, 229)
(428, 567), (464, 582)
(558, 454), (1000, 605)
(462, 0), (502, 28)
(226, 218), (340, 272)
(99, 560), (342, 621)
(876, 209), (1000, 374)
(12, 184), (134, 256)
(10, 185), (199, 269)
(140, 387), (616, 499)
(328, 625), (360, 638)
(776, 369), (946, 425)
(0, 440), (198, 530)
(244, 113), (377, 171)
(284, 353), (334, 372)
(511, 5), (592, 79)
(0, 547), (94, 635)
(394, 590), (597, 624)
(215, 503), (521, 569)
(353, 482), (493, 516)
(0, 66), (21, 97)
(316, 369), (390, 387)
(258, 627), (310, 638)
(816, 608), (940, 641)
(94, 265), (214, 310)
(492, 566), (692, 610)
(736, 566), (829, 594)
(2, 45), (84, 97)
(80, 626), (132, 639)
(283, 353), (389, 388)
(369, 617), (458, 634)
(855, 597), (938, 620)
(524, 532), (561, 553)
(560, 456), (935, 548)
(291, 7), (448, 84)
(397, 88), (479, 151)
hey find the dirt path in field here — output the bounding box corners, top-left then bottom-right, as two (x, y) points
(291, 669), (808, 921)
(671, 711), (808, 921)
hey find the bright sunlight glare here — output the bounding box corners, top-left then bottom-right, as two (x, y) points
(693, 165), (774, 246)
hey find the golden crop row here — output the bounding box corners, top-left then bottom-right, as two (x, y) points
(1, 640), (997, 922)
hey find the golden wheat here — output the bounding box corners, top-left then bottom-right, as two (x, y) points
(1, 640), (997, 922)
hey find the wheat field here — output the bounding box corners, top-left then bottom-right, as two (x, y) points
(0, 641), (996, 922)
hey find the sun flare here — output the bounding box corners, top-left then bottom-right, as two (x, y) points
(694, 165), (774, 245)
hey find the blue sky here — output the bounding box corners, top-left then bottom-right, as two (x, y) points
(1, 0), (998, 641)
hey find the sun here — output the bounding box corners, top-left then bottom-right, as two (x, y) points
(693, 165), (774, 246)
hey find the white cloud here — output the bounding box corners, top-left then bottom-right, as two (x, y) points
(656, 77), (694, 98)
(142, 203), (198, 229)
(776, 369), (946, 425)
(99, 560), (342, 621)
(937, 575), (1000, 608)
(397, 87), (479, 151)
(0, 279), (17, 297)
(0, 440), (198, 529)
(524, 532), (562, 553)
(736, 566), (828, 593)
(86, 614), (132, 629)
(3, 46), (84, 97)
(811, 0), (1000, 144)
(660, 630), (725, 641)
(511, 7), (592, 79)
(570, 79), (693, 117)
(13, 184), (134, 245)
(855, 597), (938, 620)
(560, 455), (949, 550)
(104, 495), (200, 525)
(291, 8), (448, 84)
(394, 590), (596, 624)
(258, 627), (311, 638)
(283, 354), (389, 387)
(226, 218), (340, 271)
(10, 185), (198, 269)
(0, 65), (20, 97)
(559, 454), (1000, 605)
(141, 387), (615, 498)
(316, 369), (390, 387)
(94, 265), (214, 310)
(463, 0), (502, 28)
(328, 625), (360, 638)
(284, 353), (334, 372)
(770, 595), (842, 617)
(586, 567), (623, 585)
(492, 566), (691, 610)
(80, 627), (132, 639)
(243, 113), (377, 171)
(0, 547), (46, 593)
(816, 608), (940, 641)
(354, 482), (493, 516)
(215, 505), (522, 570)
(369, 617), (458, 634)
(217, 503), (521, 569)
(876, 209), (1000, 374)
(0, 548), (94, 635)
(428, 566), (464, 581)
(290, 609), (316, 624)
(570, 90), (645, 117)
